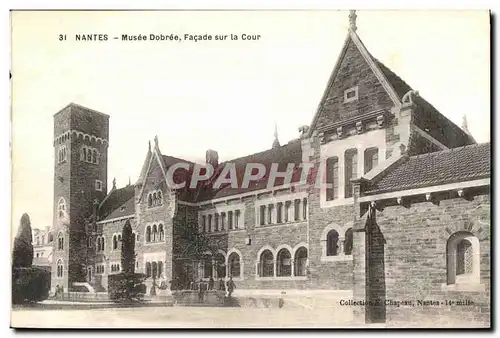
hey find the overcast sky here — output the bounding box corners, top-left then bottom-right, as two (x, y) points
(11, 10), (490, 234)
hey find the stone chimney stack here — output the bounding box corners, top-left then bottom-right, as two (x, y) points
(206, 149), (219, 168)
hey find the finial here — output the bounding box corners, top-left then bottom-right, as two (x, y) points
(349, 10), (357, 32)
(154, 135), (159, 148)
(272, 122), (280, 149)
(128, 177), (131, 186)
(462, 115), (470, 134)
(112, 177), (116, 189)
(148, 140), (151, 152)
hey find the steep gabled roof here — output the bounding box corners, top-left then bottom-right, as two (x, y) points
(364, 143), (490, 195)
(98, 185), (135, 220)
(101, 196), (135, 221)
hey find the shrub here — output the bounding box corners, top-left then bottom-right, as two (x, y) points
(13, 214), (33, 268)
(108, 272), (147, 302)
(12, 267), (51, 304)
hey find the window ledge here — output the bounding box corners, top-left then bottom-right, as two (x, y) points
(320, 255), (353, 262)
(441, 283), (485, 292)
(144, 241), (165, 245)
(254, 276), (307, 281)
(255, 220), (307, 229)
(322, 198), (355, 209)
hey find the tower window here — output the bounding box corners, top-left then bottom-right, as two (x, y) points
(95, 180), (103, 192)
(81, 146), (100, 164)
(57, 197), (67, 219)
(58, 146), (67, 164)
(364, 147), (379, 174)
(326, 157), (339, 201)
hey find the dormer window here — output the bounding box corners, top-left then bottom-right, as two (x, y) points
(344, 86), (358, 103)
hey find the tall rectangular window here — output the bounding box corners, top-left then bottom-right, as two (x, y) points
(364, 148), (379, 174)
(221, 213), (226, 231)
(276, 203), (283, 223)
(294, 199), (300, 221)
(208, 215), (212, 233)
(326, 157), (339, 201)
(202, 215), (207, 233)
(234, 210), (240, 229)
(228, 211), (233, 230)
(260, 205), (266, 226)
(284, 201), (290, 222)
(302, 198), (308, 220)
(345, 149), (358, 198)
(267, 205), (274, 224)
(214, 214), (219, 232)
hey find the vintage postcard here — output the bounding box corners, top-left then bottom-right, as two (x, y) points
(10, 10), (491, 329)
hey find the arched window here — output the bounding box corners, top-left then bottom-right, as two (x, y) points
(152, 193), (157, 206)
(146, 262), (152, 278)
(215, 253), (226, 278)
(136, 233), (140, 242)
(294, 247), (308, 277)
(447, 231), (480, 285)
(148, 194), (153, 208)
(86, 148), (92, 162)
(228, 252), (241, 278)
(344, 228), (353, 255)
(157, 191), (162, 205)
(81, 147), (86, 161)
(101, 237), (105, 251)
(276, 248), (292, 277)
(57, 233), (64, 250)
(57, 260), (63, 277)
(326, 230), (339, 256)
(152, 224), (158, 242)
(96, 237), (101, 251)
(146, 226), (151, 242)
(92, 149), (98, 164)
(88, 236), (92, 248)
(113, 235), (118, 250)
(58, 197), (66, 219)
(158, 224), (164, 241)
(259, 250), (274, 277)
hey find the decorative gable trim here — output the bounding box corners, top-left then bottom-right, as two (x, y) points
(307, 29), (403, 137)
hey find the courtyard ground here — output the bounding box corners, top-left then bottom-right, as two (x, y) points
(11, 306), (354, 329)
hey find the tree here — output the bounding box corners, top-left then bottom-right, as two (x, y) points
(13, 213), (34, 268)
(121, 220), (135, 274)
(108, 220), (146, 302)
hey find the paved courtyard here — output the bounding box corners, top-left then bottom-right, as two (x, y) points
(11, 306), (354, 329)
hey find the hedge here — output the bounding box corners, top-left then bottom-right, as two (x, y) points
(108, 272), (147, 302)
(12, 267), (51, 304)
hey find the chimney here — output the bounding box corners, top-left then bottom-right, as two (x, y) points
(206, 149), (219, 168)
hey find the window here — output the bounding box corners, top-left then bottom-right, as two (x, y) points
(344, 228), (353, 255)
(268, 205), (274, 224)
(95, 180), (103, 192)
(259, 206), (266, 226)
(202, 215), (207, 233)
(57, 233), (64, 250)
(158, 224), (164, 241)
(152, 224), (158, 242)
(284, 202), (290, 222)
(294, 199), (301, 221)
(228, 211), (233, 230)
(88, 237), (92, 248)
(228, 252), (241, 278)
(214, 214), (219, 232)
(146, 262), (152, 278)
(446, 231), (480, 285)
(344, 86), (358, 103)
(81, 146), (99, 164)
(92, 149), (98, 164)
(294, 247), (308, 277)
(148, 195), (153, 208)
(364, 148), (379, 174)
(96, 236), (105, 252)
(276, 249), (292, 277)
(58, 197), (66, 219)
(158, 261), (163, 278)
(96, 264), (104, 275)
(259, 250), (274, 277)
(146, 226), (151, 242)
(111, 263), (121, 273)
(345, 149), (358, 198)
(56, 260), (63, 277)
(220, 213), (226, 231)
(302, 198), (308, 220)
(234, 210), (240, 229)
(208, 215), (212, 233)
(152, 262), (158, 279)
(326, 157), (339, 201)
(147, 190), (163, 208)
(203, 255), (213, 278)
(113, 235), (118, 250)
(58, 146), (67, 164)
(276, 203), (283, 223)
(36, 253), (39, 258)
(327, 230), (339, 256)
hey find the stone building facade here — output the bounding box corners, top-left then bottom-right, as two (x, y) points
(50, 12), (490, 326)
(32, 226), (53, 268)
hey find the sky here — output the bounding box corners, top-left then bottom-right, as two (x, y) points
(10, 10), (490, 235)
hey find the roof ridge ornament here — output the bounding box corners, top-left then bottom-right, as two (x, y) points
(349, 10), (357, 32)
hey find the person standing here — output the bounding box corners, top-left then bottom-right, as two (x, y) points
(198, 279), (206, 302)
(208, 276), (214, 291)
(226, 276), (236, 298)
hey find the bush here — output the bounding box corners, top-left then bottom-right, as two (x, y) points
(108, 272), (146, 302)
(12, 267), (51, 304)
